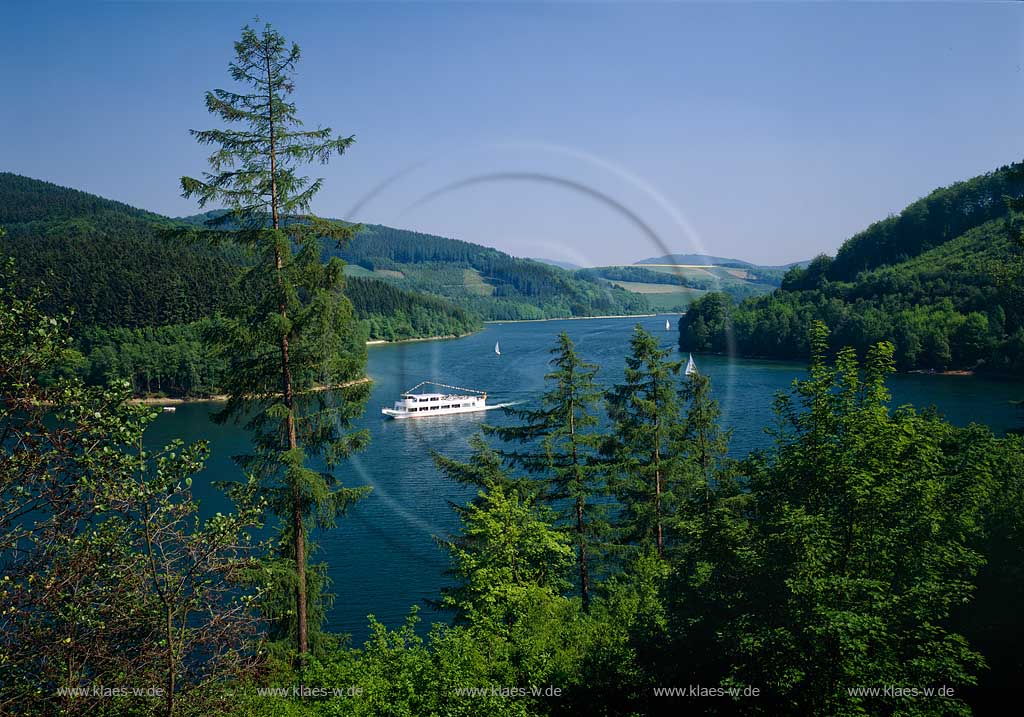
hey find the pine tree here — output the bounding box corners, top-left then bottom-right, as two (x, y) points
(662, 369), (749, 688)
(180, 21), (370, 660)
(604, 325), (682, 558)
(677, 371), (736, 530)
(484, 332), (607, 610)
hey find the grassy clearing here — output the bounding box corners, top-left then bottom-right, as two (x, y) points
(462, 268), (494, 296)
(343, 265), (406, 280)
(608, 280), (701, 311)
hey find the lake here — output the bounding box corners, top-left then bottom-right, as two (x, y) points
(144, 315), (1022, 643)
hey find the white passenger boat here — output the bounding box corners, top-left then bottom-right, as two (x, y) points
(382, 381), (508, 419)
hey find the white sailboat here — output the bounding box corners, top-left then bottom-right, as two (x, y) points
(684, 353), (698, 376)
(665, 318), (671, 331)
(495, 340), (501, 356)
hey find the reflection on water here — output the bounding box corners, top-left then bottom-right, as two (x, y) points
(145, 315), (1021, 643)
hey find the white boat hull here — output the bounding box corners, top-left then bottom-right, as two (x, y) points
(381, 403), (513, 419)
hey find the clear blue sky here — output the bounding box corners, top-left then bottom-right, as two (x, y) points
(3, 1), (1021, 266)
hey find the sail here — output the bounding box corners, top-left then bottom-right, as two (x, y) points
(685, 353), (698, 376)
(666, 319), (671, 331)
(495, 341), (501, 356)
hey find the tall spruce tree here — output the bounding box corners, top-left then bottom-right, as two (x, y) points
(677, 371), (737, 528)
(485, 332), (607, 610)
(604, 326), (682, 558)
(180, 22), (370, 660)
(661, 370), (749, 689)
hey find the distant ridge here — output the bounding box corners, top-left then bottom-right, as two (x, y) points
(530, 257), (583, 270)
(636, 253), (807, 270)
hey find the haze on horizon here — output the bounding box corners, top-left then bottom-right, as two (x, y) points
(3, 1), (1021, 267)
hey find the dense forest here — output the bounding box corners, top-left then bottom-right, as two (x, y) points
(346, 276), (480, 341)
(1, 175), (596, 395)
(4, 270), (1023, 715)
(0, 171), (649, 393)
(0, 173), (246, 329)
(180, 211), (654, 321)
(680, 162), (1024, 373)
(319, 223), (652, 320)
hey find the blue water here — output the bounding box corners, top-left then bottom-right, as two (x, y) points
(144, 315), (1022, 643)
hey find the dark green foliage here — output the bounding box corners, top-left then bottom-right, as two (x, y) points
(603, 326), (683, 558)
(828, 161), (1024, 280)
(730, 322), (991, 714)
(345, 276), (480, 341)
(951, 434), (1024, 694)
(434, 438), (572, 634)
(484, 332), (609, 610)
(681, 216), (1024, 372)
(180, 21), (371, 660)
(7, 261), (1024, 714)
(321, 224), (651, 320)
(679, 161), (1024, 374)
(0, 173), (246, 330)
(0, 260), (264, 717)
(660, 370), (749, 693)
(77, 320), (225, 396)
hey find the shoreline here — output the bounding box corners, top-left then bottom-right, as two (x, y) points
(366, 330), (478, 346)
(686, 350), (991, 379)
(128, 377), (373, 406)
(484, 313), (662, 325)
(135, 317), (665, 406)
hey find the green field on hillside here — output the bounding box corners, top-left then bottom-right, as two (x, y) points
(606, 280), (702, 310)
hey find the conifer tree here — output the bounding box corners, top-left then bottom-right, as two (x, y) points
(485, 332), (606, 610)
(661, 370), (749, 688)
(180, 21), (370, 660)
(604, 326), (682, 558)
(677, 371), (737, 529)
(434, 437), (572, 636)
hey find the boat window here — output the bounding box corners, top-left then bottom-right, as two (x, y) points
(408, 408), (416, 412)
(431, 397), (439, 401)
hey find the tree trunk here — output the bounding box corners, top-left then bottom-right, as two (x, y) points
(568, 377), (591, 611)
(165, 606), (175, 717)
(576, 497), (589, 611)
(653, 374), (664, 559)
(265, 43), (308, 661)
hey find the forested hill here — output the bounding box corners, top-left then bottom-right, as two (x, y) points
(679, 161), (1024, 373)
(319, 223), (651, 321)
(180, 213), (652, 321)
(827, 162), (1024, 280)
(0, 173), (480, 395)
(0, 173), (244, 328)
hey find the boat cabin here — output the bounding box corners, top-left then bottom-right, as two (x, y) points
(392, 392), (486, 414)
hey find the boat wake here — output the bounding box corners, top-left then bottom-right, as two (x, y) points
(483, 401), (521, 411)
